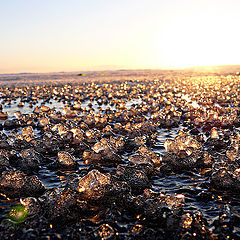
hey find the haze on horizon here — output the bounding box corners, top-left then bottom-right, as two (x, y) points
(1, 0), (240, 74)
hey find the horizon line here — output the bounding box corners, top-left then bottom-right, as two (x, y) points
(0, 64), (240, 75)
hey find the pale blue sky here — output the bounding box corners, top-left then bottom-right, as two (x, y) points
(1, 0), (240, 73)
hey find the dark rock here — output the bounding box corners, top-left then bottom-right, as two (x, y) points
(3, 119), (20, 129)
(0, 170), (45, 197)
(210, 168), (240, 192)
(116, 165), (149, 194)
(40, 188), (86, 222)
(19, 148), (41, 171)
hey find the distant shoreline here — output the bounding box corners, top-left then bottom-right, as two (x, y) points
(1, 65), (240, 75)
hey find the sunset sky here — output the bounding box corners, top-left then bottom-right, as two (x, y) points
(1, 0), (240, 73)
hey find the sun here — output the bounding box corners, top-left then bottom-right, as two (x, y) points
(154, 11), (240, 69)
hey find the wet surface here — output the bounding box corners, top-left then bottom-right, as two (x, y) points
(0, 70), (240, 239)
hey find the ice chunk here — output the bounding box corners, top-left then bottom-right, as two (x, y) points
(92, 142), (105, 153)
(63, 107), (76, 118)
(129, 154), (153, 166)
(56, 151), (77, 168)
(40, 105), (50, 112)
(73, 102), (82, 110)
(210, 127), (219, 139)
(164, 132), (202, 154)
(21, 126), (35, 142)
(73, 170), (111, 201)
(164, 139), (174, 152)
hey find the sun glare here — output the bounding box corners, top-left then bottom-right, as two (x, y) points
(155, 10), (239, 69)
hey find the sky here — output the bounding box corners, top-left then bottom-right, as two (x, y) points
(0, 0), (240, 73)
